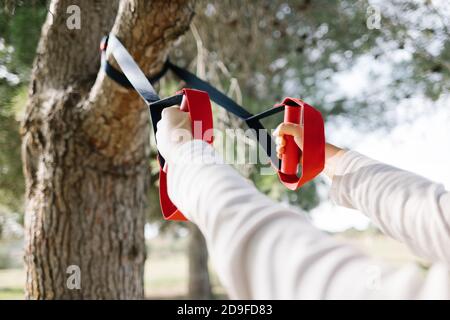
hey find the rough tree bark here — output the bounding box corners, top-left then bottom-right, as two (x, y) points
(21, 0), (194, 299)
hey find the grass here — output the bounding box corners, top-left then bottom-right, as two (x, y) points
(0, 287), (23, 299)
(0, 235), (225, 300)
(0, 268), (25, 300)
(0, 232), (421, 299)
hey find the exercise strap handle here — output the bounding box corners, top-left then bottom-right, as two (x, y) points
(101, 38), (280, 170)
(103, 34), (214, 221)
(165, 62), (325, 185)
(157, 89), (213, 221)
(100, 34), (325, 191)
(276, 98), (325, 190)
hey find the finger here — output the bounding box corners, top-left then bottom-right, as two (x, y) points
(177, 112), (191, 126)
(160, 105), (190, 130)
(156, 118), (164, 129)
(276, 145), (285, 155)
(294, 135), (303, 148)
(277, 122), (302, 137)
(170, 127), (191, 143)
(276, 147), (285, 159)
(272, 125), (280, 137)
(275, 136), (286, 147)
(161, 105), (181, 118)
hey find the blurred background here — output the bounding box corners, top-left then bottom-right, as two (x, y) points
(0, 0), (449, 299)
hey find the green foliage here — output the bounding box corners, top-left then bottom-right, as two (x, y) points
(0, 86), (26, 213)
(0, 3), (47, 78)
(0, 1), (47, 217)
(176, 0), (449, 125)
(171, 0), (449, 211)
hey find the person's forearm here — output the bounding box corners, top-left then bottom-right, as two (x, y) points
(330, 151), (450, 265)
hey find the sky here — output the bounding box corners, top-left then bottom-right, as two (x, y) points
(308, 11), (450, 232)
(311, 93), (450, 232)
(272, 0), (450, 233)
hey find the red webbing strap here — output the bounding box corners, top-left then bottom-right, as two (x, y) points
(277, 97), (325, 190)
(158, 88), (214, 221)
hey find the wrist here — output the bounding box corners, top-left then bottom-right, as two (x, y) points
(323, 143), (346, 180)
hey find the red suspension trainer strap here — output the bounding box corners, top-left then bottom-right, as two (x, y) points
(103, 34), (214, 221)
(101, 34), (325, 222)
(158, 89), (214, 221)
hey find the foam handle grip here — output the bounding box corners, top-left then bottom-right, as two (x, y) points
(280, 105), (301, 175)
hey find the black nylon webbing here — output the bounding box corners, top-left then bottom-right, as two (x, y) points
(101, 35), (282, 169)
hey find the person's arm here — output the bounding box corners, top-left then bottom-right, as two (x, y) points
(330, 150), (450, 265)
(156, 108), (450, 299)
(167, 140), (449, 299)
(274, 123), (450, 265)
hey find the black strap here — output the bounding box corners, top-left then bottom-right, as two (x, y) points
(104, 34), (160, 103)
(102, 56), (169, 88)
(100, 34), (282, 169)
(103, 34), (185, 168)
(164, 61), (282, 169)
(166, 61), (253, 119)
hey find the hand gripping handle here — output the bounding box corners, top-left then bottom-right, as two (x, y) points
(280, 105), (302, 175)
(159, 88), (214, 221)
(277, 98), (325, 190)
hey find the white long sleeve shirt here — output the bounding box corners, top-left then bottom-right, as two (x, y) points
(167, 140), (450, 299)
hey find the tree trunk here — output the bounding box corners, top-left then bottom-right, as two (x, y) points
(21, 0), (194, 299)
(188, 223), (212, 299)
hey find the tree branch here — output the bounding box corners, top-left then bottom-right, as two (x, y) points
(81, 0), (195, 165)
